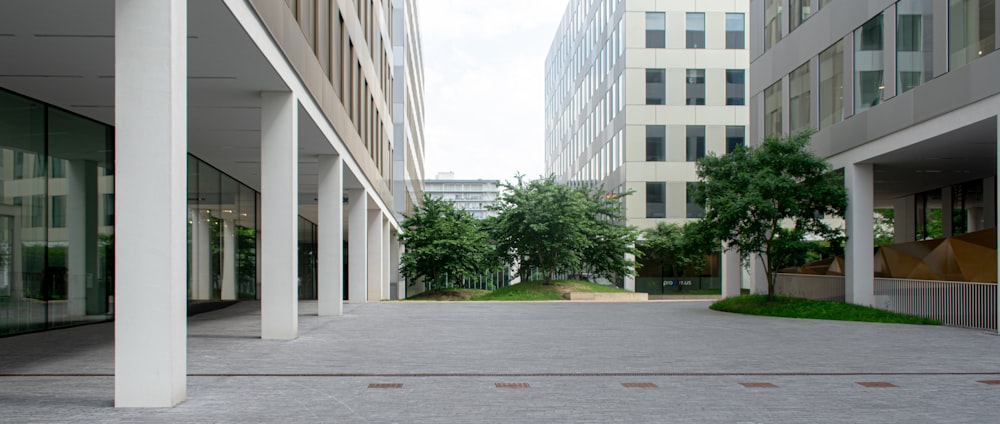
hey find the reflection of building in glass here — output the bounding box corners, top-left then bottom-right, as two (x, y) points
(424, 172), (499, 219)
(543, 0), (749, 292)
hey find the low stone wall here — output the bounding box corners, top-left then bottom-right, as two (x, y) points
(567, 292), (648, 301)
(774, 273), (845, 302)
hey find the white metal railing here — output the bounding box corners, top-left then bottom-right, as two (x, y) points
(874, 278), (997, 332)
(774, 273), (845, 301)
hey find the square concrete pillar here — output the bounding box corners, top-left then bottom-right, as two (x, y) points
(367, 210), (383, 301)
(67, 160), (98, 316)
(347, 189), (367, 303)
(114, 0), (187, 407)
(260, 91), (299, 340)
(382, 218), (391, 300)
(721, 244), (742, 298)
(221, 219), (237, 300)
(750, 255), (769, 294)
(623, 252), (635, 291)
(845, 163), (874, 306)
(317, 155), (343, 316)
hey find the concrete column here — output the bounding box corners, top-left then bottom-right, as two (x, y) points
(721, 244), (741, 298)
(845, 163), (874, 306)
(382, 218), (390, 300)
(367, 209), (383, 301)
(984, 177), (996, 229)
(623, 252), (635, 291)
(942, 186), (954, 238)
(891, 195), (916, 244)
(317, 155), (343, 316)
(260, 91), (299, 340)
(194, 214), (211, 300)
(67, 160), (98, 316)
(347, 189), (367, 303)
(390, 235), (402, 299)
(221, 219), (236, 300)
(750, 254), (768, 294)
(114, 0), (187, 407)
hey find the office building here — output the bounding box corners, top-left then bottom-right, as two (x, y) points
(425, 172), (500, 219)
(0, 0), (425, 407)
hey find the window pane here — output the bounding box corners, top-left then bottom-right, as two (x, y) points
(949, 0), (995, 70)
(790, 0), (812, 31)
(819, 40), (844, 128)
(726, 13), (745, 49)
(765, 0), (782, 50)
(686, 69), (705, 105)
(646, 69), (666, 104)
(897, 0), (935, 93)
(789, 62), (811, 133)
(726, 69), (745, 105)
(686, 125), (706, 162)
(726, 126), (745, 154)
(764, 81), (782, 138)
(686, 13), (705, 48)
(646, 182), (666, 218)
(645, 125), (666, 161)
(686, 182), (705, 218)
(646, 12), (665, 48)
(855, 14), (884, 113)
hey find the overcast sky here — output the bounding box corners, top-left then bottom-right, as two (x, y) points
(417, 0), (568, 184)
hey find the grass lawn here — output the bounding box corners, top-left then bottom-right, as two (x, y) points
(405, 288), (490, 301)
(465, 280), (629, 301)
(710, 294), (939, 325)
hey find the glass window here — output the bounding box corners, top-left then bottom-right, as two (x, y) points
(646, 12), (665, 48)
(819, 40), (844, 129)
(789, 62), (811, 134)
(765, 0), (782, 50)
(764, 81), (782, 138)
(646, 68), (666, 105)
(50, 195), (66, 228)
(686, 69), (705, 105)
(855, 14), (884, 113)
(790, 0), (812, 31)
(13, 151), (23, 180)
(50, 158), (65, 178)
(646, 182), (666, 218)
(820, 0), (833, 8)
(103, 193), (114, 226)
(686, 12), (705, 48)
(726, 13), (745, 49)
(686, 182), (705, 218)
(30, 194), (43, 228)
(949, 0), (996, 70)
(686, 125), (706, 162)
(897, 0), (935, 93)
(646, 125), (666, 161)
(726, 126), (745, 154)
(726, 69), (745, 105)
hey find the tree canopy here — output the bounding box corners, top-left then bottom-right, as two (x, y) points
(398, 193), (496, 290)
(695, 131), (847, 299)
(490, 175), (639, 284)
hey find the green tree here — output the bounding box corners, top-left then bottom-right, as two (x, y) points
(491, 175), (639, 285)
(695, 131), (847, 300)
(399, 193), (496, 291)
(637, 221), (714, 291)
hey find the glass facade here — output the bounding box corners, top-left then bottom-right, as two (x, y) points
(765, 0), (782, 51)
(819, 40), (844, 129)
(764, 81), (782, 138)
(726, 126), (745, 154)
(646, 125), (666, 161)
(0, 89), (114, 336)
(726, 69), (745, 105)
(686, 125), (706, 162)
(646, 182), (666, 218)
(686, 69), (706, 105)
(949, 0), (996, 70)
(686, 13), (705, 48)
(726, 13), (745, 49)
(646, 69), (666, 105)
(897, 0), (936, 93)
(789, 62), (811, 134)
(646, 12), (666, 48)
(855, 14), (885, 113)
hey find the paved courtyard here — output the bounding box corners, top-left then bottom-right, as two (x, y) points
(1, 299), (998, 423)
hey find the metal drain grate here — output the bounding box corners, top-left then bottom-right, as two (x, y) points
(739, 382), (778, 388)
(621, 382), (657, 388)
(495, 382), (530, 389)
(856, 382), (897, 388)
(368, 383), (403, 389)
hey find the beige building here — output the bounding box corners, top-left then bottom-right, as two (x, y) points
(544, 0), (749, 231)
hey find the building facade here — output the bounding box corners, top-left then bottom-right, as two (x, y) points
(391, 0), (426, 222)
(0, 0), (425, 407)
(424, 172), (500, 219)
(748, 0), (998, 303)
(544, 0), (749, 292)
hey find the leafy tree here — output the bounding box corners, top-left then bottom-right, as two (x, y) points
(637, 221), (714, 291)
(874, 208), (895, 247)
(490, 175), (639, 285)
(399, 193), (496, 290)
(695, 131), (847, 300)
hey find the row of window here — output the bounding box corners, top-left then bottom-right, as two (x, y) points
(645, 182), (705, 219)
(764, 0), (996, 137)
(766, 0), (835, 51)
(645, 126), (746, 163)
(645, 12), (745, 49)
(645, 69), (746, 106)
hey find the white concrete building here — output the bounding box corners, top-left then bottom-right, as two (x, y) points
(424, 173), (500, 219)
(544, 0), (749, 293)
(749, 0), (998, 307)
(0, 0), (425, 407)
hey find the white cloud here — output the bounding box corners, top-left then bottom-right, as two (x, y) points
(417, 0), (567, 183)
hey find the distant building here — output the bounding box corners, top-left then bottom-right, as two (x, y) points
(424, 172), (500, 219)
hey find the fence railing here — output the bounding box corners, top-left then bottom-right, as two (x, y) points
(874, 278), (997, 331)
